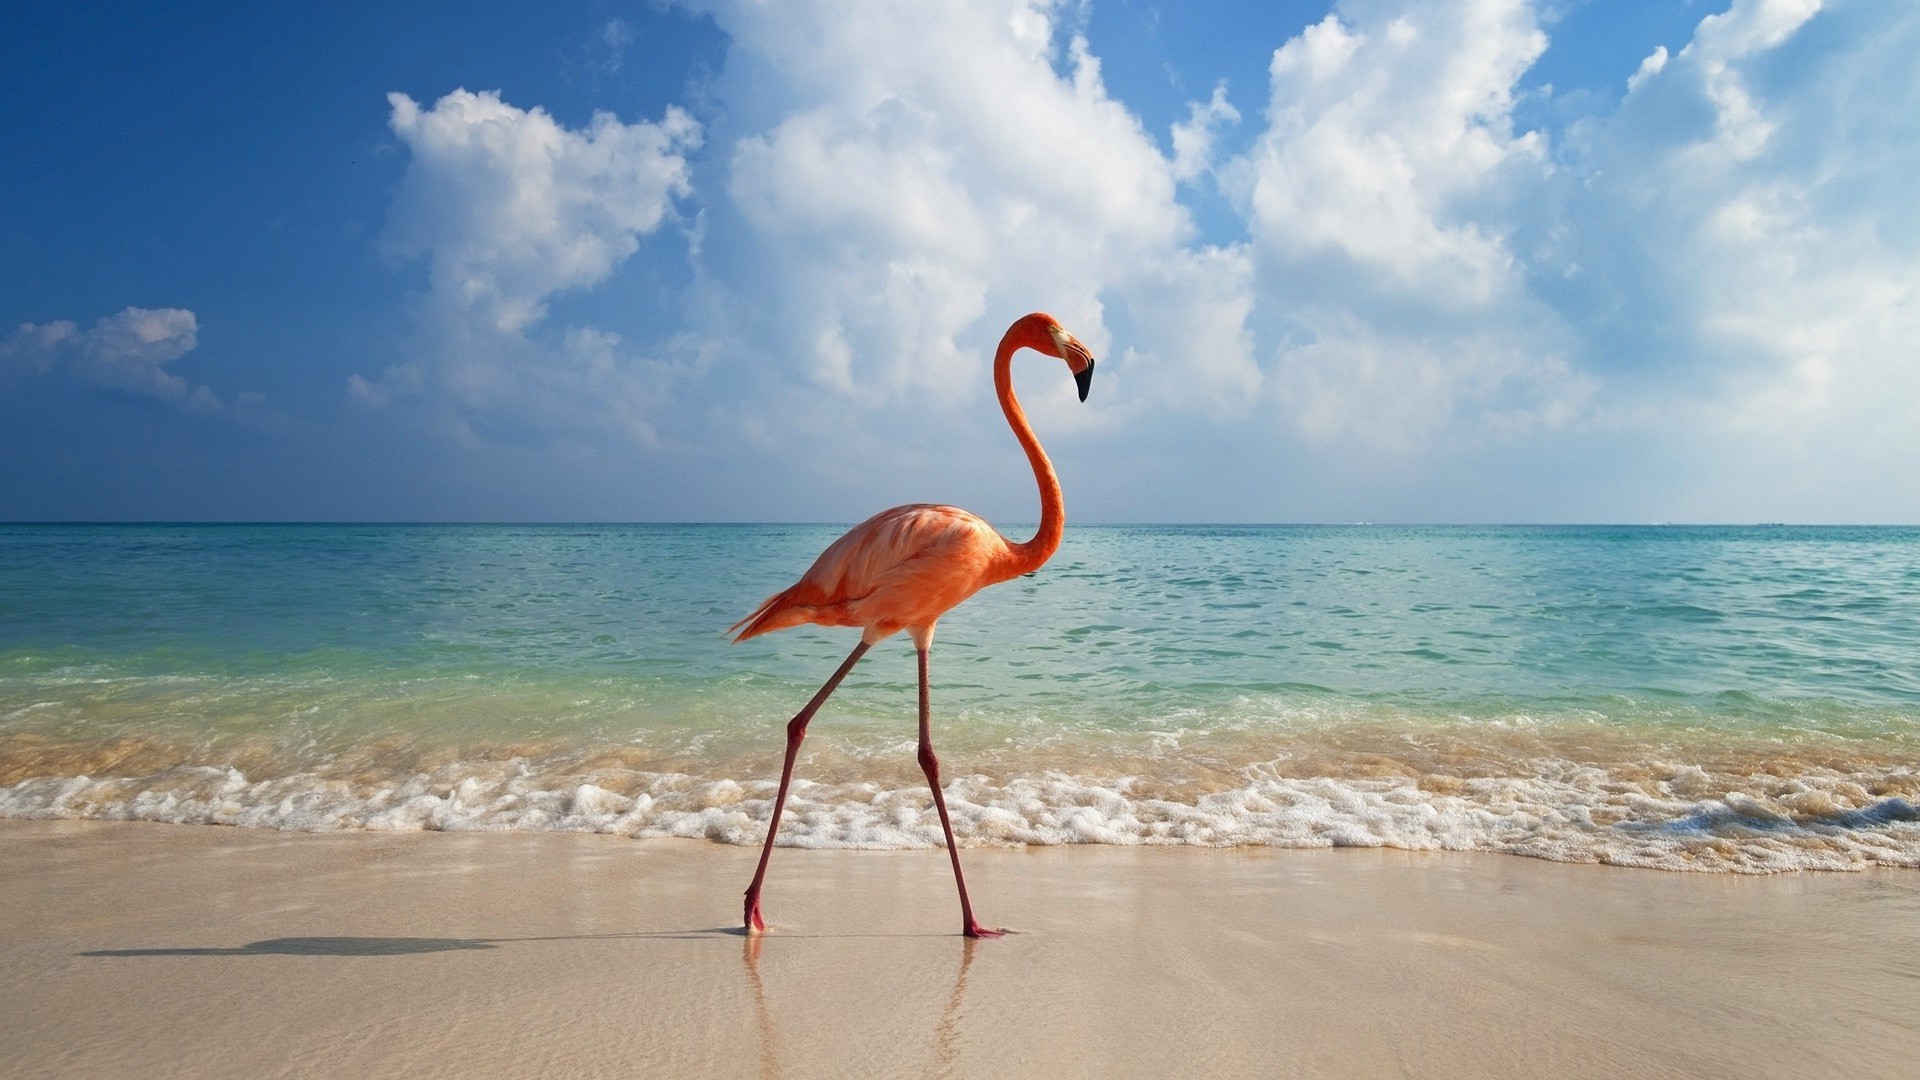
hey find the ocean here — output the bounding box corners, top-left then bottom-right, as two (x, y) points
(2, 523), (1916, 872)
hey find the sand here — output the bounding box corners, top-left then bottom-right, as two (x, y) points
(2, 820), (1917, 1078)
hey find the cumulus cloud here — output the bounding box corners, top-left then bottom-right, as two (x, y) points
(667, 0), (1267, 511)
(384, 88), (698, 334)
(1, 306), (224, 410)
(1543, 0), (1920, 511)
(1228, 0), (1549, 308)
(1210, 0), (1592, 451)
(350, 0), (1920, 520)
(1170, 81), (1240, 183)
(354, 89), (702, 441)
(710, 2), (1189, 400)
(655, 0), (1916, 513)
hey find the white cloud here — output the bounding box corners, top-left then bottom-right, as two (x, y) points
(1626, 46), (1668, 94)
(1227, 0), (1549, 307)
(591, 19), (636, 76)
(344, 0), (1920, 521)
(1115, 245), (1262, 418)
(1, 306), (224, 409)
(1549, 0), (1920, 510)
(1212, 0), (1589, 452)
(356, 89), (702, 441)
(1170, 81), (1240, 183)
(1275, 315), (1592, 453)
(672, 0), (1267, 509)
(384, 89), (699, 335)
(0, 320), (74, 376)
(709, 1), (1192, 402)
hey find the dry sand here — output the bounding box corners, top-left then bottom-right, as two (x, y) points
(3, 820), (1917, 1078)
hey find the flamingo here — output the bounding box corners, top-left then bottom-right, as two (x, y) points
(729, 312), (1096, 939)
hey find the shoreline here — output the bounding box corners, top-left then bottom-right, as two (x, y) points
(3, 820), (1917, 1077)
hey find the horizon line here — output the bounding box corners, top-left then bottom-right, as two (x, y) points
(4, 519), (1912, 529)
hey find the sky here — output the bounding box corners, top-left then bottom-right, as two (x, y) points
(3, 0), (1916, 524)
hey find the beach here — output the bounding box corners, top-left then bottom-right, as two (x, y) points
(4, 820), (1917, 1078)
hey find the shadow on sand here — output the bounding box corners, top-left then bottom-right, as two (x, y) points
(80, 927), (746, 958)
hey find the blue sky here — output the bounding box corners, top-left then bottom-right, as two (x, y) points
(3, 0), (1915, 523)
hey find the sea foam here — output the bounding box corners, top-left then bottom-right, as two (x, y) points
(6, 750), (1917, 873)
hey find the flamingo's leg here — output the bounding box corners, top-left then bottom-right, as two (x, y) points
(744, 640), (870, 933)
(917, 647), (1004, 938)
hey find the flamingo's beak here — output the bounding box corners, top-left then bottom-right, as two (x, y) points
(1048, 322), (1095, 402)
(1074, 356), (1095, 402)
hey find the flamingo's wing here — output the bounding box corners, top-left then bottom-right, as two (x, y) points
(730, 505), (997, 641)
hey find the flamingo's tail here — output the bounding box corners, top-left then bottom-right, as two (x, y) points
(728, 587), (806, 643)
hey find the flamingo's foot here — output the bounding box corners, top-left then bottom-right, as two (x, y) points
(963, 921), (1006, 939)
(744, 893), (766, 935)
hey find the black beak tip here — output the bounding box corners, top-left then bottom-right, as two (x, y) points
(1074, 357), (1095, 402)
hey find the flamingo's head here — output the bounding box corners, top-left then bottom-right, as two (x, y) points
(1033, 314), (1096, 402)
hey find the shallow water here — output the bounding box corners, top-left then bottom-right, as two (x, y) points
(3, 523), (1917, 871)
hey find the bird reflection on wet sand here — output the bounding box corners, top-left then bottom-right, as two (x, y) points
(742, 934), (979, 1079)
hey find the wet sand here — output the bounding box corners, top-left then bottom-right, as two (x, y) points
(2, 820), (1917, 1078)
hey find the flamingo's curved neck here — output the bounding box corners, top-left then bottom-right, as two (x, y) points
(995, 325), (1063, 579)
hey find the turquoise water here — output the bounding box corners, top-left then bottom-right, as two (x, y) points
(3, 523), (1917, 871)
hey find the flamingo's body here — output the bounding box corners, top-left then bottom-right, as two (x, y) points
(731, 503), (1017, 646)
(730, 312), (1095, 938)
